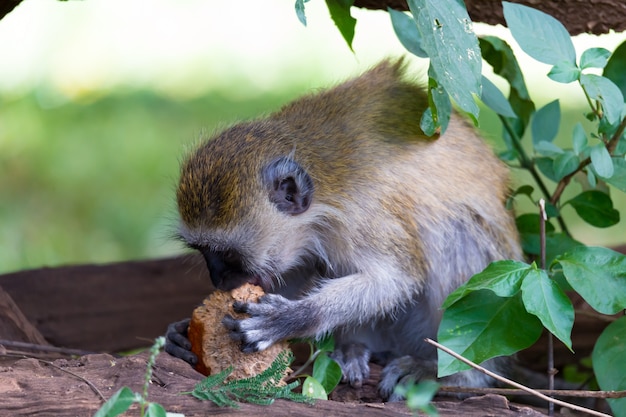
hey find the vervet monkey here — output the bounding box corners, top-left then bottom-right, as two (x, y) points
(165, 59), (522, 399)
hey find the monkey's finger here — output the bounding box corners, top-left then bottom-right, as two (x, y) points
(222, 314), (242, 332)
(164, 343), (198, 366)
(165, 319), (192, 350)
(232, 301), (249, 314)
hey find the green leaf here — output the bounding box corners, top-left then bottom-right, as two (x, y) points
(552, 150), (579, 181)
(442, 260), (530, 308)
(426, 72), (452, 134)
(534, 140), (563, 157)
(580, 47), (611, 70)
(481, 76), (517, 118)
(531, 99), (560, 145)
(145, 403), (167, 417)
(564, 190), (620, 228)
(408, 0), (481, 119)
(395, 380), (440, 416)
(316, 334), (335, 353)
(521, 269), (574, 349)
(572, 123), (588, 155)
(302, 376), (328, 400)
(535, 156), (559, 182)
(592, 316), (626, 417)
(479, 36), (535, 135)
(502, 2), (576, 65)
(325, 0), (356, 51)
(295, 0), (309, 26)
(580, 74), (625, 125)
(93, 387), (136, 417)
(601, 157), (626, 192)
(312, 354), (342, 394)
(547, 61), (581, 83)
(389, 8), (427, 58)
(555, 246), (626, 315)
(438, 290), (542, 376)
(420, 107), (437, 136)
(603, 40), (626, 101)
(589, 143), (615, 178)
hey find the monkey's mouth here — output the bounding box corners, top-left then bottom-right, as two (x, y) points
(247, 274), (266, 290)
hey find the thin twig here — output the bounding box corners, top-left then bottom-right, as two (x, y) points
(539, 199), (555, 416)
(0, 340), (98, 357)
(437, 385), (626, 399)
(0, 351), (107, 402)
(425, 338), (612, 417)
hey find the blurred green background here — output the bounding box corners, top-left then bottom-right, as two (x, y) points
(1, 1), (625, 274)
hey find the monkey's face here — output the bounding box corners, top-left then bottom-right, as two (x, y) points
(177, 135), (322, 292)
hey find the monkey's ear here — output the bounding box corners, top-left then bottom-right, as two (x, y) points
(263, 157), (314, 215)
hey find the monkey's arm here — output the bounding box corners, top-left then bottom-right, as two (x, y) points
(223, 263), (419, 353)
(164, 318), (198, 366)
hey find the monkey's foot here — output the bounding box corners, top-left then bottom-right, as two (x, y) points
(331, 343), (371, 388)
(378, 355), (437, 401)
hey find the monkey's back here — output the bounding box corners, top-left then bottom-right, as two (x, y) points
(277, 61), (520, 296)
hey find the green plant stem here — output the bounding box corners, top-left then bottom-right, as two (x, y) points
(500, 116), (570, 235)
(289, 345), (321, 380)
(550, 115), (626, 206)
(579, 82), (602, 120)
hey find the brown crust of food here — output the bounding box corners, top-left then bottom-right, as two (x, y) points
(187, 283), (291, 380)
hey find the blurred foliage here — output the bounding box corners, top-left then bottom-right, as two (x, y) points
(0, 89), (298, 273)
(1, 86), (624, 274)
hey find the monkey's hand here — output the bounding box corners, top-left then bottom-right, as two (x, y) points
(222, 294), (307, 353)
(164, 318), (198, 366)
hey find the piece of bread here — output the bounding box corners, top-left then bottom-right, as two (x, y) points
(187, 283), (292, 381)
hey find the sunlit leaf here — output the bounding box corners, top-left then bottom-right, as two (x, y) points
(442, 260), (530, 308)
(503, 2), (576, 65)
(555, 246), (626, 315)
(325, 0), (356, 51)
(580, 47), (611, 69)
(438, 291), (542, 376)
(408, 0), (481, 119)
(580, 74), (624, 124)
(521, 268), (574, 349)
(548, 61), (580, 83)
(302, 376), (328, 400)
(389, 8), (427, 57)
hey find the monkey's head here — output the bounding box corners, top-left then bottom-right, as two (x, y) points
(176, 123), (326, 292)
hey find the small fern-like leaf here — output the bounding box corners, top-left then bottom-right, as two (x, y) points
(189, 350), (313, 408)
